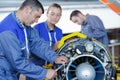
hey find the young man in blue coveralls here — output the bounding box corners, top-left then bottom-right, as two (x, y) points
(34, 3), (63, 51)
(0, 0), (68, 80)
(70, 10), (109, 48)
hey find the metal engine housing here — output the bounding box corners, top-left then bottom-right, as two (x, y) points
(55, 37), (116, 80)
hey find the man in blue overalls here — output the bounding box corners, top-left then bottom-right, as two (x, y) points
(34, 3), (63, 51)
(0, 0), (68, 80)
(70, 10), (109, 48)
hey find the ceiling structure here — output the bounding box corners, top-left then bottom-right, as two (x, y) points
(0, 0), (105, 13)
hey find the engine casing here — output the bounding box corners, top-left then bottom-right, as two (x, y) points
(55, 37), (116, 80)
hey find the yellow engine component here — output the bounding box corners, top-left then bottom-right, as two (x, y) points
(58, 32), (87, 49)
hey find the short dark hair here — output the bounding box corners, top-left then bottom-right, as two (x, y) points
(70, 10), (82, 20)
(19, 0), (44, 14)
(47, 3), (62, 13)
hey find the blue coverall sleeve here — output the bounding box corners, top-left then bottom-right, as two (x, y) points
(88, 16), (106, 39)
(29, 28), (58, 64)
(0, 31), (47, 80)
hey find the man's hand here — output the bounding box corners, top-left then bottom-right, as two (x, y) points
(55, 56), (68, 64)
(45, 69), (57, 79)
(91, 38), (96, 41)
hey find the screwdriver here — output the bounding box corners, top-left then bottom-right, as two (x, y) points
(44, 63), (65, 80)
(55, 63), (65, 72)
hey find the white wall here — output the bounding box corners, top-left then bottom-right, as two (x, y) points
(0, 8), (120, 34)
(34, 8), (120, 33)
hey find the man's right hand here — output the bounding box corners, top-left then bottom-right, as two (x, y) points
(45, 69), (57, 79)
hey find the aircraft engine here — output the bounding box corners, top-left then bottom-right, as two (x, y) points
(55, 37), (116, 80)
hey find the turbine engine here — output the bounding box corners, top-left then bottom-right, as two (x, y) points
(55, 34), (116, 80)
